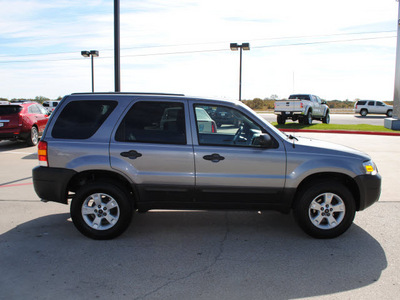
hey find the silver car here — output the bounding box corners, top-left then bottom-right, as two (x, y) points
(33, 93), (381, 240)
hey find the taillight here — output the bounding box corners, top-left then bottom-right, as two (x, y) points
(212, 122), (216, 133)
(18, 114), (23, 126)
(38, 141), (48, 167)
(300, 103), (303, 108)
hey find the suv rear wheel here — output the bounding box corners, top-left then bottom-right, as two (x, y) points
(293, 181), (356, 239)
(70, 181), (133, 240)
(360, 109), (368, 117)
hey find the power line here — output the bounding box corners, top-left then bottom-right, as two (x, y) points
(0, 34), (395, 64)
(0, 30), (395, 59)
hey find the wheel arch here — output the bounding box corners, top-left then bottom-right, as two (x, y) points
(67, 170), (138, 207)
(291, 172), (361, 211)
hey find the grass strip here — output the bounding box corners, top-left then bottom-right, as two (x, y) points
(272, 122), (399, 133)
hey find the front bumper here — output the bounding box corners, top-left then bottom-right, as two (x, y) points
(354, 174), (382, 211)
(32, 166), (77, 204)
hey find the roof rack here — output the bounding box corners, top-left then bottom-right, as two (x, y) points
(71, 92), (185, 96)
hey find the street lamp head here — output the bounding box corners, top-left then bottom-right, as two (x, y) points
(90, 50), (99, 57)
(81, 50), (90, 57)
(242, 43), (250, 51)
(81, 50), (99, 57)
(230, 43), (239, 51)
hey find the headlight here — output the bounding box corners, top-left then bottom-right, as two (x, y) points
(363, 160), (378, 175)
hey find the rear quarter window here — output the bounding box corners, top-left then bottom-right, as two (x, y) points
(0, 105), (22, 115)
(52, 100), (117, 139)
(357, 101), (367, 105)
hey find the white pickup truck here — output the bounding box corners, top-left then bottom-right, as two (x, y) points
(274, 94), (330, 125)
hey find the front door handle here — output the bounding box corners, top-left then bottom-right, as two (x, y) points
(203, 153), (225, 162)
(120, 150), (142, 159)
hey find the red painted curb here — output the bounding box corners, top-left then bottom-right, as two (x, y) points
(0, 182), (33, 188)
(279, 129), (400, 136)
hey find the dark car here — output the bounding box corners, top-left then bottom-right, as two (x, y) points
(213, 106), (241, 127)
(0, 102), (49, 146)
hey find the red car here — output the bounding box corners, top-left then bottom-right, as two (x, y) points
(0, 102), (49, 146)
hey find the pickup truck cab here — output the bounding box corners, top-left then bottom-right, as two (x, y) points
(274, 94), (330, 125)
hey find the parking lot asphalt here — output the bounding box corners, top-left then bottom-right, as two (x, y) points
(0, 133), (399, 300)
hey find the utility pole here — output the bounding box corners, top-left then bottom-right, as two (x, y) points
(114, 0), (121, 92)
(385, 0), (400, 130)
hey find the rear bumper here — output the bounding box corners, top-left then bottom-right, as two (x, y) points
(0, 128), (29, 140)
(274, 111), (304, 116)
(32, 166), (77, 204)
(354, 174), (382, 211)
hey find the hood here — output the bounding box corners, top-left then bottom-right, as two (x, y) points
(289, 136), (370, 160)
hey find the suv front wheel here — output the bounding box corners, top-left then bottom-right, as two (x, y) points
(293, 181), (356, 239)
(71, 181), (133, 240)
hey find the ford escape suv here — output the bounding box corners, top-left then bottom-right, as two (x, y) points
(32, 93), (381, 240)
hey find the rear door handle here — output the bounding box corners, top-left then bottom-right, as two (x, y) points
(203, 153), (225, 162)
(120, 150), (142, 159)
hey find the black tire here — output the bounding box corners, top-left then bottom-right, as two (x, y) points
(387, 110), (393, 117)
(293, 181), (356, 239)
(303, 111), (312, 125)
(360, 109), (367, 117)
(277, 115), (286, 125)
(70, 181), (133, 240)
(26, 126), (39, 146)
(322, 112), (330, 124)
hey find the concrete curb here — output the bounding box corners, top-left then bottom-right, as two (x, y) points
(279, 129), (400, 136)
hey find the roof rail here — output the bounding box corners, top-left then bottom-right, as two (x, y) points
(71, 92), (185, 96)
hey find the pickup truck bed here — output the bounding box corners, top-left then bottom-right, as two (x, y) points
(274, 94), (330, 125)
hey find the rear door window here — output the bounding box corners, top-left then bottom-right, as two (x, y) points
(52, 100), (117, 139)
(115, 101), (186, 145)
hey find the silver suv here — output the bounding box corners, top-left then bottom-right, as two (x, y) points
(32, 93), (381, 240)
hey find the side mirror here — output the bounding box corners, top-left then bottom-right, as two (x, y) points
(254, 134), (273, 148)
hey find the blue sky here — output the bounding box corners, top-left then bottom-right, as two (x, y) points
(0, 0), (398, 101)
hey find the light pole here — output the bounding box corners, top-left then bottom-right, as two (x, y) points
(81, 50), (99, 93)
(230, 42), (250, 101)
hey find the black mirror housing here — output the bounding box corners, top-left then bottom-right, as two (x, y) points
(254, 134), (273, 148)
